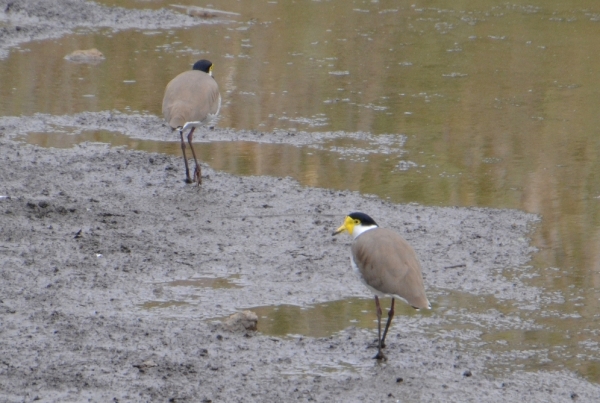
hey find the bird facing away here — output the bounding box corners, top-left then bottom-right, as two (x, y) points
(162, 59), (221, 185)
(333, 212), (431, 360)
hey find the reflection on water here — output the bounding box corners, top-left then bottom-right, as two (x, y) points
(4, 0), (600, 384)
(252, 298), (422, 339)
(21, 129), (416, 193)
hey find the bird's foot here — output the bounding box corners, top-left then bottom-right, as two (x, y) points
(373, 351), (387, 361)
(184, 177), (193, 184)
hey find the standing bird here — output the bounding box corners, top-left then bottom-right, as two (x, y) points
(162, 59), (221, 185)
(333, 212), (431, 360)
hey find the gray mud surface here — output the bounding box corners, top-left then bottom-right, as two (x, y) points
(1, 1), (599, 402)
(1, 135), (597, 402)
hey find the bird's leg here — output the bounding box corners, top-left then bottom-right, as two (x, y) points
(186, 127), (202, 186)
(380, 298), (395, 349)
(373, 296), (386, 360)
(179, 130), (192, 183)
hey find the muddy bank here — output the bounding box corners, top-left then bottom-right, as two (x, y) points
(1, 136), (597, 402)
(0, 112), (409, 159)
(0, 0), (220, 59)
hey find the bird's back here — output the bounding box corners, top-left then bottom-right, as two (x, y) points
(351, 227), (430, 309)
(162, 70), (221, 129)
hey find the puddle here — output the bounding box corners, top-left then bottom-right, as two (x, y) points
(251, 298), (424, 339)
(138, 283), (600, 378)
(140, 275), (244, 311)
(17, 130), (408, 194)
(250, 290), (600, 380)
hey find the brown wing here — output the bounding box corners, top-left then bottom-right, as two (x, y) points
(351, 228), (430, 309)
(162, 70), (220, 129)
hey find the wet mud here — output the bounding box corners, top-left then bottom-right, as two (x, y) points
(0, 0), (214, 59)
(1, 1), (599, 402)
(2, 136), (596, 402)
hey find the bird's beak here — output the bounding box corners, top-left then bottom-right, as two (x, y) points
(333, 216), (354, 236)
(332, 224), (346, 236)
(333, 216), (353, 235)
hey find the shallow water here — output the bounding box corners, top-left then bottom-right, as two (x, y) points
(3, 0), (600, 383)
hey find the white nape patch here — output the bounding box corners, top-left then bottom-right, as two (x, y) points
(351, 224), (377, 240)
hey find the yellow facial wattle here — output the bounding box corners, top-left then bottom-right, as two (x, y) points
(333, 215), (356, 236)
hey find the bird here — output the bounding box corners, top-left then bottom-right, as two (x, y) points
(333, 212), (431, 360)
(162, 59), (221, 185)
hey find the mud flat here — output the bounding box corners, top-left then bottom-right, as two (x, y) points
(0, 0), (213, 59)
(1, 0), (599, 401)
(0, 134), (597, 402)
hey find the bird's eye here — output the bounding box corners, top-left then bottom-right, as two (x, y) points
(354, 219), (360, 225)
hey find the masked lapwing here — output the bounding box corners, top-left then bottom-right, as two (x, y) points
(162, 59), (221, 185)
(333, 212), (431, 360)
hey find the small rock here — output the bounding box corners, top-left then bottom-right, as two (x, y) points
(463, 370), (472, 377)
(188, 8), (217, 18)
(65, 48), (105, 64)
(223, 310), (258, 332)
